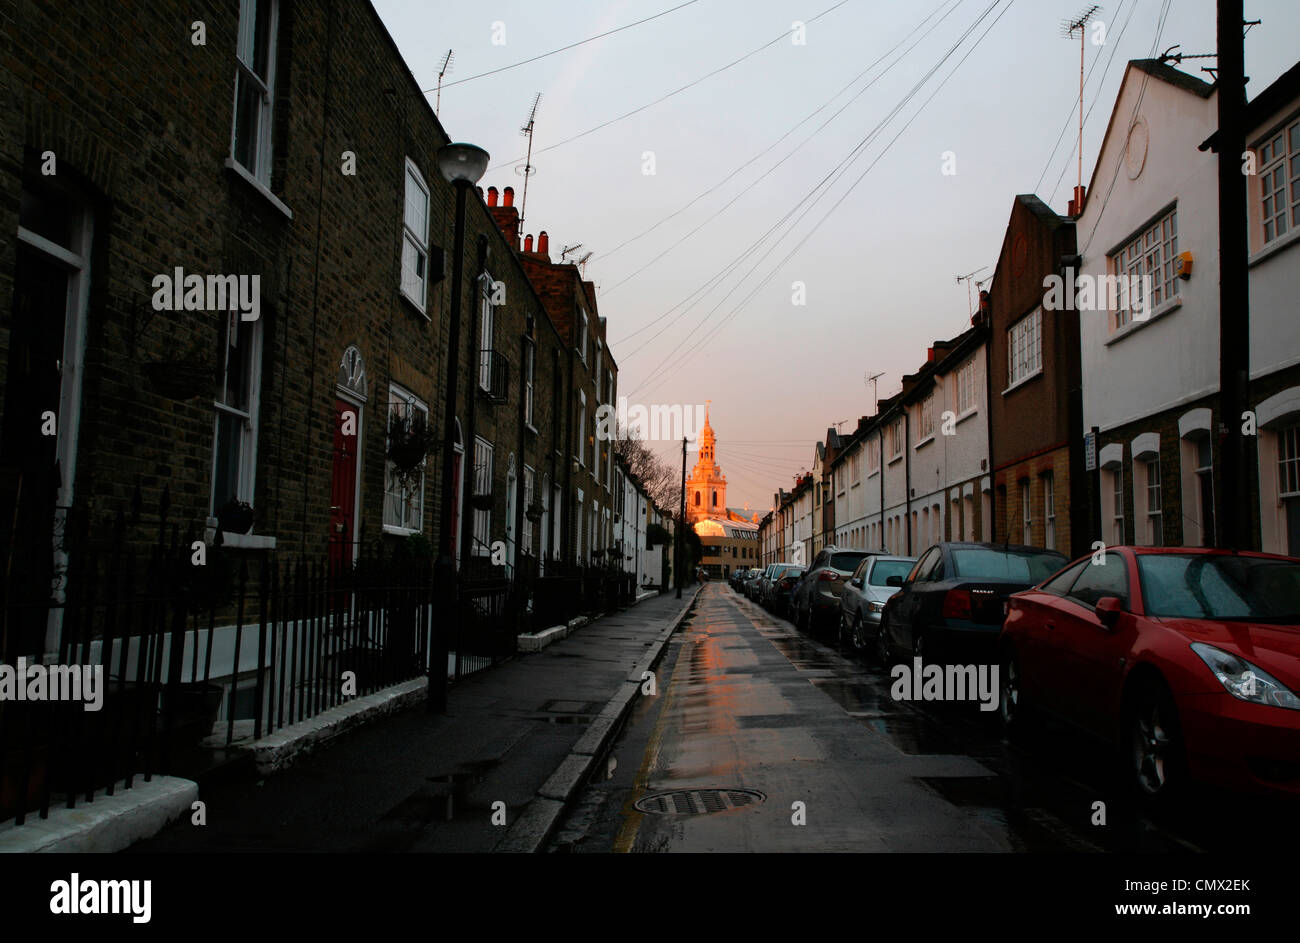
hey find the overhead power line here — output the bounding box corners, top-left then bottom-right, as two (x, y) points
(484, 0), (852, 172)
(423, 0), (701, 93)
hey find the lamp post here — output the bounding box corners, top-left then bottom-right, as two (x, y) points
(430, 142), (489, 711)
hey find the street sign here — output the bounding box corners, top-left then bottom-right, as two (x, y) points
(1084, 431), (1097, 472)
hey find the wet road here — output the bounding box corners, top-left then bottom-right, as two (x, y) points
(550, 582), (1299, 853)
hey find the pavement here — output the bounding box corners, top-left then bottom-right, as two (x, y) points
(125, 585), (702, 853)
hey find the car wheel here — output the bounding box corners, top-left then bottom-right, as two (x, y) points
(851, 615), (867, 653)
(1126, 680), (1187, 803)
(875, 613), (894, 667)
(999, 648), (1031, 741)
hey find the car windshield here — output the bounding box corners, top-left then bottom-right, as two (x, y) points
(869, 560), (914, 586)
(951, 548), (1067, 582)
(830, 552), (870, 573)
(1137, 554), (1300, 621)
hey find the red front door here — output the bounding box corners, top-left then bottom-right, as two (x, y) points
(329, 399), (359, 578)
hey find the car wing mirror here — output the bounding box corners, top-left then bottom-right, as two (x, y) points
(1096, 596), (1123, 629)
(850, 577), (863, 588)
(886, 575), (904, 587)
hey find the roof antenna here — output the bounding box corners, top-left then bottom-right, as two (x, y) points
(955, 267), (988, 318)
(434, 50), (453, 114)
(1061, 6), (1101, 211)
(516, 93), (542, 231)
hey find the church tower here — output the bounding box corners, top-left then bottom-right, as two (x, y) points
(686, 401), (727, 524)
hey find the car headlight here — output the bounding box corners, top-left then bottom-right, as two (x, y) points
(1190, 643), (1300, 711)
(866, 601), (885, 613)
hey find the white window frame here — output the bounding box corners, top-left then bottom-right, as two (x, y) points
(1007, 307), (1043, 389)
(522, 466), (535, 556)
(578, 310), (589, 362)
(524, 338), (536, 429)
(212, 312), (265, 516)
(230, 0), (280, 186)
(1259, 119), (1300, 246)
(478, 273), (496, 390)
(382, 383), (428, 534)
(400, 158), (431, 312)
(472, 436), (494, 554)
(917, 392), (936, 442)
(956, 358), (976, 414)
(577, 390), (587, 467)
(1111, 207), (1177, 328)
(1146, 457), (1163, 546)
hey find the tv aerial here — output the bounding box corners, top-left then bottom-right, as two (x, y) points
(516, 93), (542, 230)
(434, 50), (453, 113)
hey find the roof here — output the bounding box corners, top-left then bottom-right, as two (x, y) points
(1200, 58), (1300, 152)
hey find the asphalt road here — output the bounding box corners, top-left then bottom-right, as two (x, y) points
(549, 582), (1299, 853)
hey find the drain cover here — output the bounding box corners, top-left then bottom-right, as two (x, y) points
(634, 788), (765, 815)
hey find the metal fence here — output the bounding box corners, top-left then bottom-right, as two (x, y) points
(0, 496), (520, 827)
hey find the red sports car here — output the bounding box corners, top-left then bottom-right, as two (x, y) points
(999, 546), (1300, 801)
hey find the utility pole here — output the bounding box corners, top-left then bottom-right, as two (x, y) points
(677, 436), (686, 598)
(1216, 0), (1250, 549)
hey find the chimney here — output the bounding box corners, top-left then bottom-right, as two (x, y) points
(524, 234), (534, 253)
(503, 186), (514, 207)
(487, 184), (520, 249)
(537, 230), (549, 258)
(1067, 184), (1086, 217)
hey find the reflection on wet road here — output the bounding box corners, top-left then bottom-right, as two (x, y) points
(550, 583), (1296, 853)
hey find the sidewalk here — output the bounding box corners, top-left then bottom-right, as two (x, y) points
(125, 586), (702, 853)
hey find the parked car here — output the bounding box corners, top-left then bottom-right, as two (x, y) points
(745, 565), (774, 601)
(1000, 546), (1300, 802)
(877, 542), (1068, 666)
(729, 568), (753, 592)
(790, 547), (877, 635)
(838, 555), (916, 654)
(764, 566), (806, 616)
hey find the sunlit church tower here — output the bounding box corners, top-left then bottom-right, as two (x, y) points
(687, 402), (727, 524)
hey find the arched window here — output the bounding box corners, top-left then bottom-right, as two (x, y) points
(712, 491), (718, 506)
(694, 492), (701, 506)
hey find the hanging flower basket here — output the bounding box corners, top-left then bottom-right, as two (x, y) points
(216, 499), (254, 535)
(470, 492), (493, 511)
(387, 409), (437, 478)
(525, 502), (544, 522)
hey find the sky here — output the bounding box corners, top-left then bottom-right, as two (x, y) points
(372, 0), (1299, 510)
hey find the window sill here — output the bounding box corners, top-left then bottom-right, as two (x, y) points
(1104, 296), (1181, 346)
(400, 287), (430, 319)
(1002, 368), (1043, 396)
(383, 524), (421, 537)
(915, 434), (936, 451)
(955, 406), (979, 426)
(887, 454), (903, 466)
(223, 158), (293, 220)
(221, 532), (277, 550)
(1250, 225), (1300, 266)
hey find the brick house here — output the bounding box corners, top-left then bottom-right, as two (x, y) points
(986, 194), (1089, 558)
(0, 0), (603, 694)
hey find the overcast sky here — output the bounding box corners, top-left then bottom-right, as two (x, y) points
(373, 0), (1298, 510)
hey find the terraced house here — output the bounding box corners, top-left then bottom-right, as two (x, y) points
(0, 0), (649, 826)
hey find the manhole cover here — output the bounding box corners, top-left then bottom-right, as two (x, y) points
(634, 788), (765, 815)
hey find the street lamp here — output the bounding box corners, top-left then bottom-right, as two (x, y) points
(431, 142), (489, 711)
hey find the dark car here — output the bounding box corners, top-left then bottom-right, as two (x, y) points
(746, 564), (778, 601)
(791, 546), (876, 635)
(877, 542), (1068, 666)
(763, 565), (806, 616)
(1000, 546), (1300, 802)
(838, 555), (916, 654)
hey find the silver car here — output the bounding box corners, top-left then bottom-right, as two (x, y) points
(837, 555), (916, 654)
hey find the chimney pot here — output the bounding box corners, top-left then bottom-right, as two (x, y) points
(524, 234), (534, 252)
(487, 186), (498, 206)
(503, 186), (514, 207)
(538, 231), (549, 256)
